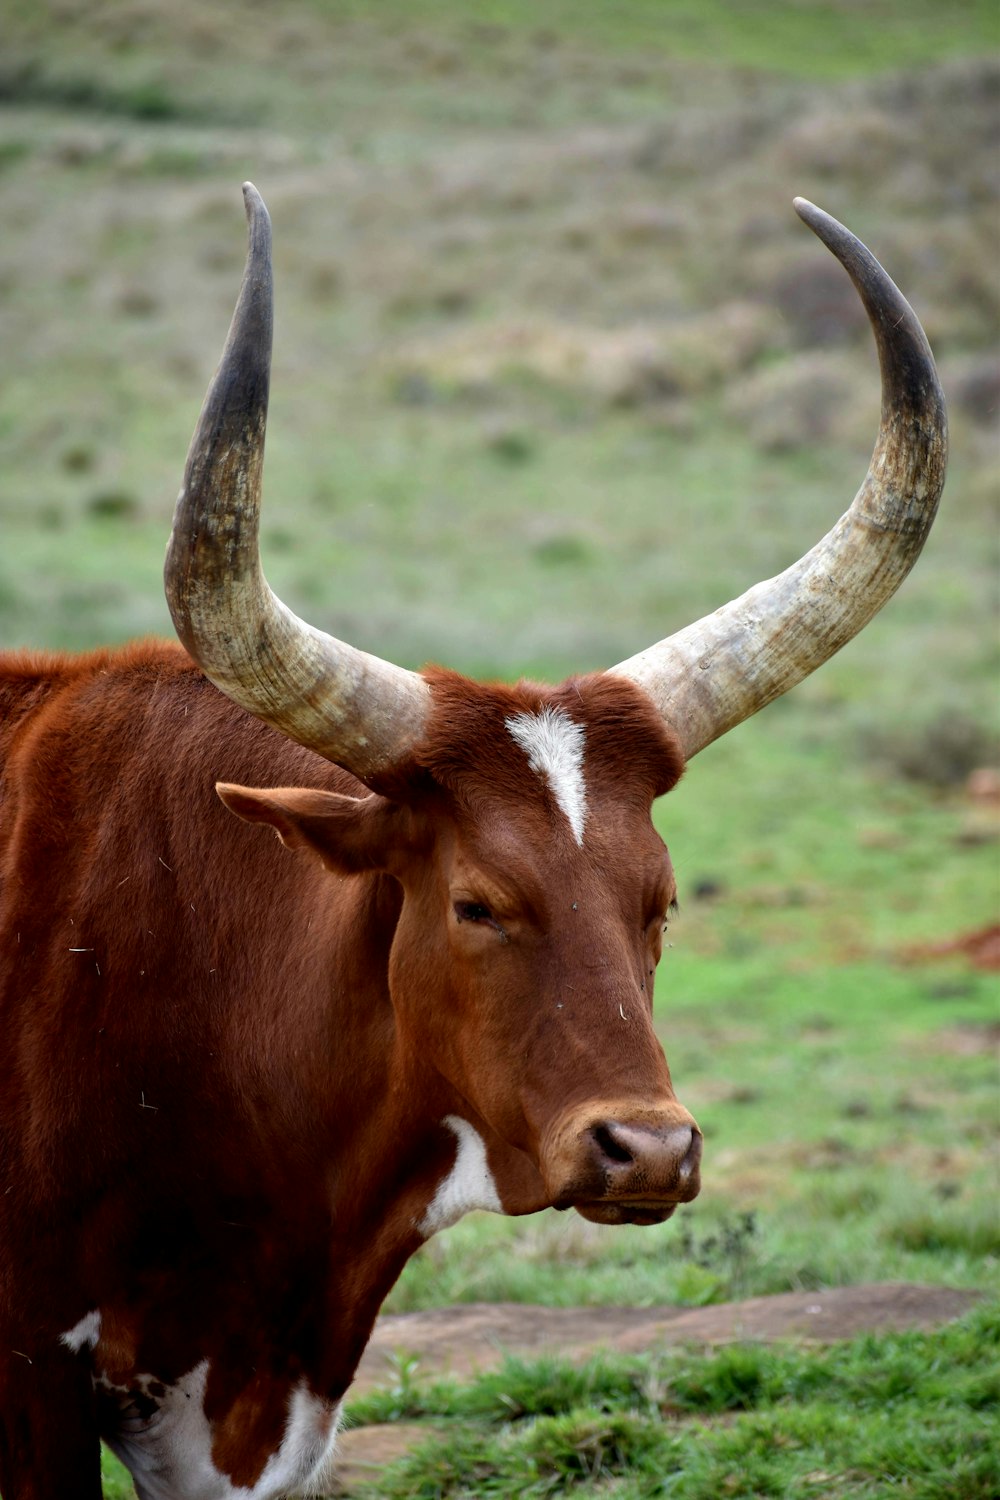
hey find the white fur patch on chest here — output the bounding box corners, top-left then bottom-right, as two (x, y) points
(505, 707), (587, 845)
(61, 1309), (102, 1353)
(419, 1116), (503, 1236)
(97, 1359), (341, 1500)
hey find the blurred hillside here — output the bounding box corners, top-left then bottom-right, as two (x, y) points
(1, 0), (997, 763)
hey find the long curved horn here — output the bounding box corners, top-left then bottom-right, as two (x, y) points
(612, 199), (948, 760)
(165, 183), (430, 782)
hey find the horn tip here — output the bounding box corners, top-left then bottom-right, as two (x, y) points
(793, 195), (824, 229)
(242, 181), (268, 218)
(240, 182), (272, 250)
(792, 196), (858, 265)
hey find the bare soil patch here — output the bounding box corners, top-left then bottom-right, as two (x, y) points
(353, 1283), (977, 1390)
(333, 1284), (979, 1489)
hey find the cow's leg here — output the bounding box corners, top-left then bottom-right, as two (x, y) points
(0, 1348), (102, 1500)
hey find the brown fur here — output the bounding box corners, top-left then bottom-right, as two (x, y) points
(0, 641), (698, 1497)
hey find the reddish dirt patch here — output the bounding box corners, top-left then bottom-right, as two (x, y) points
(900, 921), (1000, 970)
(332, 1283), (979, 1490)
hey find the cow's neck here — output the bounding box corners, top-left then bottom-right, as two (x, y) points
(202, 865), (504, 1395)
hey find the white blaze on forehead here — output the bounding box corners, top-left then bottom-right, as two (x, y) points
(505, 707), (587, 845)
(419, 1116), (503, 1236)
(61, 1309), (102, 1353)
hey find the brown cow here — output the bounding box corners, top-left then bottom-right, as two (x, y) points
(0, 188), (946, 1499)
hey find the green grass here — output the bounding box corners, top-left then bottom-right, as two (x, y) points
(6, 0), (999, 127)
(325, 0), (1000, 77)
(338, 1301), (1000, 1497)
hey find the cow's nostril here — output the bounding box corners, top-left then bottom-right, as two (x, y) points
(591, 1123), (635, 1167)
(589, 1120), (698, 1182)
(678, 1126), (703, 1182)
(553, 1110), (703, 1218)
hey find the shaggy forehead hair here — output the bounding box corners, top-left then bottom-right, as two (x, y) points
(415, 667), (685, 817)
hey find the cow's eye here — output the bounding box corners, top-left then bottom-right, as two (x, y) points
(454, 900), (493, 925)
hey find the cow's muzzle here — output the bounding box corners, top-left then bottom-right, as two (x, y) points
(544, 1102), (702, 1225)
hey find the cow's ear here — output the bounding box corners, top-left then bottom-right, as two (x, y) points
(216, 784), (415, 874)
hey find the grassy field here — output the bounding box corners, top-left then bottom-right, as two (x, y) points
(2, 1), (998, 1496)
(338, 1304), (1000, 1498)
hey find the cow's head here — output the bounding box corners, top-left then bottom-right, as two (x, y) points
(216, 669), (699, 1225)
(164, 185), (946, 1223)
